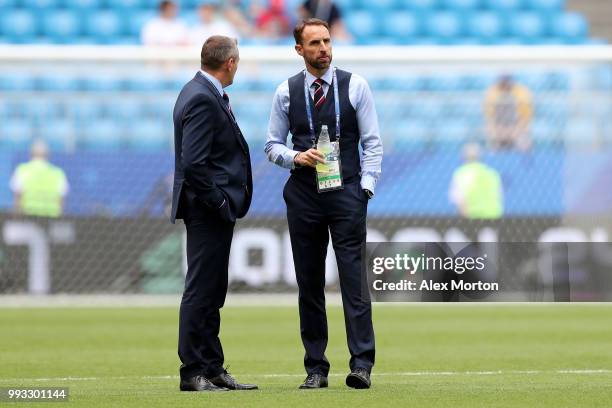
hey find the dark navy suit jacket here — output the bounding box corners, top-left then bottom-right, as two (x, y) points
(171, 71), (252, 224)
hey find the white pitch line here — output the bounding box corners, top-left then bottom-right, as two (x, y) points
(0, 369), (611, 383)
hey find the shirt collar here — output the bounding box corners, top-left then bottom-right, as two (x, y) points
(305, 67), (333, 88)
(199, 69), (224, 97)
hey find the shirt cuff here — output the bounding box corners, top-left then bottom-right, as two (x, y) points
(360, 174), (377, 196)
(286, 149), (300, 170)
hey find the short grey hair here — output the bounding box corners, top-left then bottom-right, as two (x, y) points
(200, 36), (239, 70)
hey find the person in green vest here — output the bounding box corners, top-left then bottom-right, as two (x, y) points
(449, 143), (503, 219)
(9, 139), (69, 218)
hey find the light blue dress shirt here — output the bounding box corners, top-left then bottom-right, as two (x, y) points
(199, 69), (224, 97)
(264, 67), (383, 194)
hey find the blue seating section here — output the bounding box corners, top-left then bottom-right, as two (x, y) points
(1, 67), (609, 153)
(0, 0), (596, 45)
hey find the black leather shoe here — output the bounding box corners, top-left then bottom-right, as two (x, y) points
(179, 375), (229, 391)
(346, 368), (371, 389)
(299, 373), (328, 389)
(209, 370), (258, 390)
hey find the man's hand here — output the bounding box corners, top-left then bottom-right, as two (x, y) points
(294, 149), (325, 168)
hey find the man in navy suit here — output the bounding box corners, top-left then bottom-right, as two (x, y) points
(171, 35), (256, 392)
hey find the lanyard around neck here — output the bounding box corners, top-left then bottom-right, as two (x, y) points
(303, 67), (341, 146)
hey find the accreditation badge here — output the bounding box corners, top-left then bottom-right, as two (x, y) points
(316, 141), (344, 193)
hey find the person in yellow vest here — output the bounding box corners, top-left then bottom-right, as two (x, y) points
(449, 143), (503, 219)
(484, 75), (533, 151)
(9, 139), (69, 218)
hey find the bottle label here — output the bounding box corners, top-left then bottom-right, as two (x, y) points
(316, 141), (344, 193)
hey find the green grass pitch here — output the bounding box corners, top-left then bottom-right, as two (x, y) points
(1, 304), (612, 407)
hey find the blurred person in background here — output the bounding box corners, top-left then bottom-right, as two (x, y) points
(265, 18), (382, 390)
(299, 0), (352, 42)
(449, 143), (503, 219)
(171, 36), (255, 392)
(484, 75), (533, 151)
(10, 139), (69, 218)
(253, 0), (291, 40)
(189, 0), (241, 45)
(141, 0), (189, 46)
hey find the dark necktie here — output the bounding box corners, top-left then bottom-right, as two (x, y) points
(313, 78), (325, 110)
(223, 91), (236, 121)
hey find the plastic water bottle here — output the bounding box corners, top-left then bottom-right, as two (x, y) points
(316, 125), (332, 173)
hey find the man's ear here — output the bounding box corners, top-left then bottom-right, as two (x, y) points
(295, 44), (303, 57)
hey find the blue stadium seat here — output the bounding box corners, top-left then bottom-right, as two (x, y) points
(426, 12), (464, 41)
(381, 12), (421, 39)
(37, 74), (81, 91)
(62, 0), (101, 10)
(127, 11), (155, 37)
(509, 12), (547, 43)
(0, 73), (36, 91)
(551, 12), (588, 44)
(41, 11), (82, 44)
(82, 75), (122, 92)
(1, 10), (37, 43)
(0, 0), (18, 9)
(468, 12), (505, 42)
(125, 74), (165, 92)
(483, 0), (523, 11)
(71, 100), (102, 121)
(401, 0), (440, 11)
(84, 11), (124, 43)
(39, 119), (74, 151)
(105, 99), (144, 122)
(345, 11), (380, 40)
(106, 0), (144, 9)
(21, 0), (59, 8)
(0, 120), (33, 151)
(357, 0), (398, 13)
(80, 120), (123, 151)
(441, 0), (480, 11)
(126, 120), (170, 152)
(20, 99), (60, 122)
(525, 0), (564, 11)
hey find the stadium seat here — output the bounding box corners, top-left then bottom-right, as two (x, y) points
(127, 11), (156, 37)
(126, 120), (171, 152)
(401, 0), (440, 11)
(80, 120), (123, 151)
(441, 0), (480, 11)
(345, 11), (380, 40)
(106, 0), (144, 9)
(357, 0), (398, 14)
(82, 75), (122, 92)
(381, 11), (421, 39)
(483, 0), (523, 11)
(125, 74), (165, 92)
(509, 12), (547, 43)
(41, 11), (82, 44)
(0, 73), (36, 91)
(525, 0), (565, 11)
(531, 119), (560, 145)
(468, 12), (505, 42)
(0, 0), (18, 9)
(39, 119), (74, 151)
(0, 119), (33, 151)
(83, 11), (124, 43)
(105, 99), (144, 122)
(37, 74), (81, 92)
(21, 0), (59, 8)
(426, 12), (464, 41)
(71, 100), (102, 121)
(62, 0), (101, 10)
(0, 10), (37, 43)
(551, 12), (588, 44)
(393, 119), (430, 149)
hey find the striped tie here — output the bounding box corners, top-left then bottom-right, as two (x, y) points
(313, 78), (325, 110)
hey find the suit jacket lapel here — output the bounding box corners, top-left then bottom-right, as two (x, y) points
(194, 72), (249, 153)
